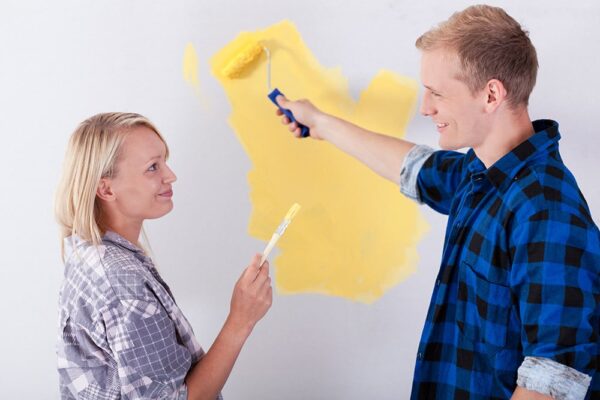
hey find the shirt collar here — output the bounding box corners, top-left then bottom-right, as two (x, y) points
(102, 231), (145, 255)
(63, 234), (107, 265)
(466, 119), (561, 189)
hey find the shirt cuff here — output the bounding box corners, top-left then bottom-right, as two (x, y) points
(399, 144), (435, 203)
(517, 356), (591, 400)
(175, 383), (223, 400)
(175, 383), (188, 400)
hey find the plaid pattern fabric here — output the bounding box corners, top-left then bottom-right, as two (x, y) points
(409, 120), (600, 399)
(57, 232), (222, 399)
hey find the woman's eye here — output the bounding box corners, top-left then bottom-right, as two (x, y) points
(148, 163), (158, 172)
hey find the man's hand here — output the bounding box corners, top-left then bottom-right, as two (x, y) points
(275, 95), (328, 140)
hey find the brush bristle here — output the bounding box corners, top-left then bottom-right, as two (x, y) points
(284, 203), (301, 220)
(222, 41), (264, 78)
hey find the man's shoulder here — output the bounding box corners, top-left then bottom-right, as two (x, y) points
(503, 158), (595, 226)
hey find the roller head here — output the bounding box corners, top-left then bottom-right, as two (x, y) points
(221, 41), (264, 79)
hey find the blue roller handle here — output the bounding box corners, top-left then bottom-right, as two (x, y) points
(268, 88), (310, 138)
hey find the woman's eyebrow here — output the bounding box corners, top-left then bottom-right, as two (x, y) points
(145, 155), (162, 163)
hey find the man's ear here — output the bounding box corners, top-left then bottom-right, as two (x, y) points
(484, 79), (507, 113)
(97, 178), (115, 202)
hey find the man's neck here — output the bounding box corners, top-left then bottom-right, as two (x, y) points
(474, 107), (534, 169)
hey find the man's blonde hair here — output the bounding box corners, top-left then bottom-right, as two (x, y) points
(55, 112), (169, 260)
(416, 4), (538, 108)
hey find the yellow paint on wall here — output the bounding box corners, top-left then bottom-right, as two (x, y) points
(183, 43), (200, 90)
(210, 21), (428, 303)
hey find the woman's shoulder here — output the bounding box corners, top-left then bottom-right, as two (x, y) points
(61, 234), (155, 306)
(100, 232), (157, 298)
(58, 236), (159, 350)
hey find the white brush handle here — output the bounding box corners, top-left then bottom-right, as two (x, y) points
(260, 233), (281, 267)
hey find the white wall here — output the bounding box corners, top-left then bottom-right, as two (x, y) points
(1, 1), (598, 398)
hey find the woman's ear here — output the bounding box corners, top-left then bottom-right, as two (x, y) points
(96, 178), (115, 202)
(484, 79), (507, 113)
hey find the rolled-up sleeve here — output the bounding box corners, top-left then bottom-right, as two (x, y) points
(399, 144), (435, 203)
(103, 297), (191, 399)
(517, 356), (591, 400)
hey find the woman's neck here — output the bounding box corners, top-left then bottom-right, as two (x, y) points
(100, 214), (142, 247)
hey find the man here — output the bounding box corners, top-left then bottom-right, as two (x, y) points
(274, 5), (599, 399)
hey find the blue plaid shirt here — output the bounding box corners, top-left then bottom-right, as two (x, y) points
(402, 120), (599, 399)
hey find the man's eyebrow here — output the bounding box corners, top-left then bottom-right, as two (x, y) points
(424, 85), (439, 92)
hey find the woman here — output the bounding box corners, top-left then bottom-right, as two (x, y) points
(55, 112), (272, 399)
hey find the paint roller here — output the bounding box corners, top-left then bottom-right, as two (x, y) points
(220, 41), (310, 138)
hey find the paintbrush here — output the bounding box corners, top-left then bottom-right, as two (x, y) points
(260, 203), (301, 267)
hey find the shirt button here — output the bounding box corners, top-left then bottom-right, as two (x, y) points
(417, 352), (423, 360)
(436, 279), (441, 286)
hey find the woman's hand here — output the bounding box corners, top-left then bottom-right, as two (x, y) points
(228, 254), (273, 334)
(185, 255), (273, 399)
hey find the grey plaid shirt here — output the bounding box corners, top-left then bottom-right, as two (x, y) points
(57, 232), (222, 399)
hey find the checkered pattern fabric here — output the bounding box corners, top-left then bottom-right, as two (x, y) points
(57, 232), (222, 399)
(407, 120), (600, 399)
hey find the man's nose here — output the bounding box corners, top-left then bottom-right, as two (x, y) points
(420, 92), (436, 117)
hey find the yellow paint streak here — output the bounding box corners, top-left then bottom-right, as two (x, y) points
(183, 43), (200, 89)
(210, 21), (428, 303)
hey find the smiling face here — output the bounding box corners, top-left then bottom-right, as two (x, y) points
(99, 125), (176, 227)
(419, 48), (489, 151)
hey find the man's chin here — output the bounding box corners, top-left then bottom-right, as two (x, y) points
(438, 138), (456, 151)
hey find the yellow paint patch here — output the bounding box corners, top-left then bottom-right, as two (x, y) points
(210, 21), (428, 303)
(183, 43), (200, 90)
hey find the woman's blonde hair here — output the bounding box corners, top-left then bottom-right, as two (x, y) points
(416, 4), (538, 108)
(55, 112), (169, 260)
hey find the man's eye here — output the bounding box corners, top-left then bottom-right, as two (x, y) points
(148, 163), (158, 172)
(431, 91), (441, 97)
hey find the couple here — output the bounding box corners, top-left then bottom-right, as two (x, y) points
(56, 5), (599, 399)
